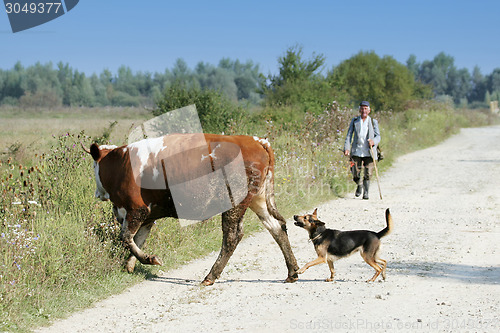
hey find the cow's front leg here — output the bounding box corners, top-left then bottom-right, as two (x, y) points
(124, 219), (156, 273)
(120, 207), (162, 270)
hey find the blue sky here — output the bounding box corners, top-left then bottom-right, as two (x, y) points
(1, 1), (499, 76)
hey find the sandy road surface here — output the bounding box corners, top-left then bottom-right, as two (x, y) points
(36, 126), (500, 333)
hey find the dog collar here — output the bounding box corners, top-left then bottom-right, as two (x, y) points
(310, 233), (322, 242)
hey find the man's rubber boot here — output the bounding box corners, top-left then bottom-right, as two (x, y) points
(363, 180), (370, 200)
(355, 184), (363, 197)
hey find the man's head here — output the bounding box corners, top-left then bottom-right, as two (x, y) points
(359, 101), (371, 119)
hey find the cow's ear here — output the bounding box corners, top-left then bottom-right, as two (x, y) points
(90, 143), (101, 161)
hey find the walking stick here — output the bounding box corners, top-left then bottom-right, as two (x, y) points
(369, 145), (383, 200)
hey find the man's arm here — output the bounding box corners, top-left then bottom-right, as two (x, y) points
(344, 118), (355, 155)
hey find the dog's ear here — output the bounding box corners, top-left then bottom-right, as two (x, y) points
(314, 220), (325, 226)
(312, 208), (318, 219)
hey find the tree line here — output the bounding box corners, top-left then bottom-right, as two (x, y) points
(0, 49), (499, 111)
(262, 47), (500, 111)
(0, 58), (263, 108)
(407, 52), (500, 108)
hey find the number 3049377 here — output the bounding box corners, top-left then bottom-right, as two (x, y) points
(5, 2), (62, 14)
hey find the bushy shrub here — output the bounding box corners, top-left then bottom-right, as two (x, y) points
(110, 91), (142, 107)
(153, 85), (244, 134)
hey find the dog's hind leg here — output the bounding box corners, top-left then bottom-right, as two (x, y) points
(361, 242), (384, 282)
(363, 256), (383, 282)
(376, 258), (387, 280)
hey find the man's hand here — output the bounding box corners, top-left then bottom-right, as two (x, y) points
(368, 139), (374, 147)
(344, 150), (350, 156)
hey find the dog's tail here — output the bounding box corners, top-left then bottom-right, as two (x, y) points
(377, 208), (393, 238)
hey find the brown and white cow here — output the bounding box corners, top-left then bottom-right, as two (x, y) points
(85, 133), (299, 285)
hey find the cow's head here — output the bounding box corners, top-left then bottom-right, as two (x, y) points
(83, 143), (117, 201)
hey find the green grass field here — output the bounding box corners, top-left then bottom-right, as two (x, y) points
(0, 104), (497, 332)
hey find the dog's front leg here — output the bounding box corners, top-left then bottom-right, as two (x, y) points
(297, 257), (327, 274)
(326, 259), (335, 282)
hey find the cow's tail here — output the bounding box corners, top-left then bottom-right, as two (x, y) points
(377, 208), (393, 239)
(260, 140), (287, 225)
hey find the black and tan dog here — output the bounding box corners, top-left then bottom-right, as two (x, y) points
(294, 208), (393, 282)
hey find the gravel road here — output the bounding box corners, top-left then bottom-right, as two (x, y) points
(36, 126), (500, 333)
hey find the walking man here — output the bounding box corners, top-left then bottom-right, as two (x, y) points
(343, 101), (381, 199)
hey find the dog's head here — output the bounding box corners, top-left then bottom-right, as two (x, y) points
(293, 208), (325, 233)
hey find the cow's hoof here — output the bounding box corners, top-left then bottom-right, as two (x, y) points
(124, 257), (137, 273)
(201, 278), (214, 286)
(285, 274), (298, 283)
(125, 265), (135, 273)
(150, 255), (163, 266)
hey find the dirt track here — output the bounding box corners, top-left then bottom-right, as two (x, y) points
(36, 126), (500, 333)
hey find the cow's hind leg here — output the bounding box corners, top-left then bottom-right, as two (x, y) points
(121, 207), (162, 269)
(124, 220), (155, 273)
(202, 206), (246, 286)
(249, 195), (299, 283)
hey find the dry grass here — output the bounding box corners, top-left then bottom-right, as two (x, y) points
(0, 106), (150, 162)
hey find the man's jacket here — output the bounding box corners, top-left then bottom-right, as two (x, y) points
(344, 116), (381, 160)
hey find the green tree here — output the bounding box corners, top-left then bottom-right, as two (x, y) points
(329, 51), (416, 110)
(415, 52), (476, 104)
(419, 52), (456, 97)
(234, 75), (257, 100)
(116, 65), (139, 96)
(195, 62), (238, 101)
(218, 58), (263, 102)
(99, 69), (114, 104)
(25, 62), (61, 97)
(134, 71), (155, 96)
(57, 62), (74, 105)
(267, 45), (325, 88)
(89, 73), (108, 106)
(2, 62), (26, 101)
(406, 54), (419, 78)
(469, 66), (487, 104)
(262, 45), (334, 110)
(153, 70), (170, 93)
(487, 68), (500, 94)
(74, 71), (95, 106)
(171, 58), (198, 89)
(449, 68), (472, 104)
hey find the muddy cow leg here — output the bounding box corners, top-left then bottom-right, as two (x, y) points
(268, 222), (299, 283)
(249, 195), (299, 282)
(202, 206), (246, 285)
(124, 219), (155, 273)
(120, 207), (162, 270)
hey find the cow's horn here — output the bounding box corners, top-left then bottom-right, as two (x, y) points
(80, 142), (91, 154)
